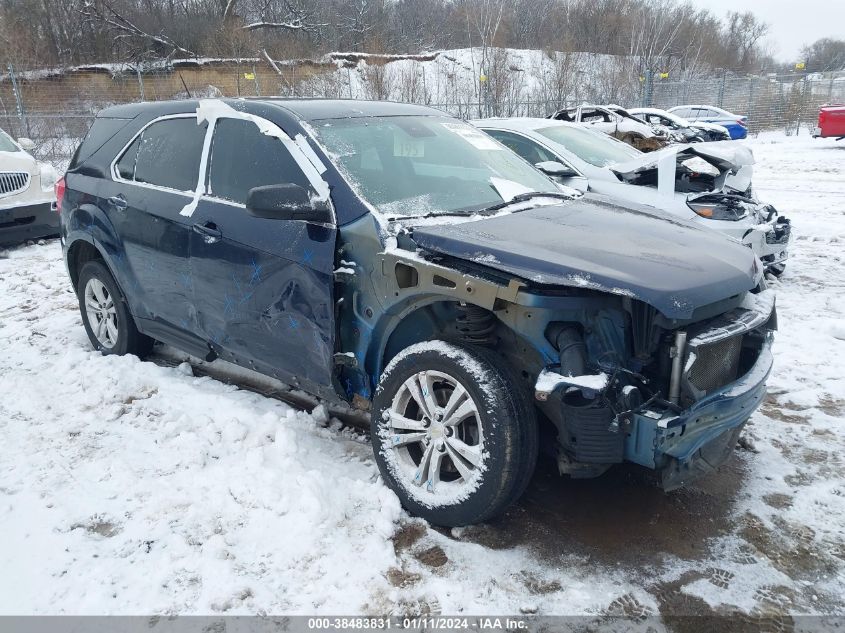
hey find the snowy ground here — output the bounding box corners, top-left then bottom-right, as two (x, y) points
(0, 132), (843, 623)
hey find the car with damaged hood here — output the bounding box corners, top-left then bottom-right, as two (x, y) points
(628, 107), (731, 143)
(0, 127), (60, 245)
(474, 117), (791, 275)
(548, 104), (669, 151)
(60, 99), (776, 527)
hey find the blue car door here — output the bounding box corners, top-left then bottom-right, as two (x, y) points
(187, 116), (337, 390)
(104, 115), (207, 333)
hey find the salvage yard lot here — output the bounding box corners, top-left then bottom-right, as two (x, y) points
(0, 132), (843, 620)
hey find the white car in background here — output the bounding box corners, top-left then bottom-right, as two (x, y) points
(0, 127), (59, 245)
(629, 107), (732, 142)
(473, 117), (790, 274)
(547, 104), (668, 151)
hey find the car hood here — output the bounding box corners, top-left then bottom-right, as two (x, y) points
(611, 142), (754, 195)
(411, 195), (761, 320)
(0, 150), (38, 175)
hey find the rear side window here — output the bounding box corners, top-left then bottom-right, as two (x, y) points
(115, 117), (207, 192)
(206, 118), (312, 204)
(72, 117), (133, 168)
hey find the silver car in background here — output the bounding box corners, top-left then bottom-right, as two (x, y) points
(473, 117), (790, 274)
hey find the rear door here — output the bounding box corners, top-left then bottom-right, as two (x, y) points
(188, 116), (337, 389)
(105, 115), (207, 330)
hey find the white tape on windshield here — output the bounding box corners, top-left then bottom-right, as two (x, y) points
(441, 121), (503, 151)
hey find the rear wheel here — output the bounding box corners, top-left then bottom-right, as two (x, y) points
(371, 341), (537, 527)
(768, 263), (786, 278)
(77, 260), (153, 357)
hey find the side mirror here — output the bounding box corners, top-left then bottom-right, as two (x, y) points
(535, 160), (579, 179)
(17, 137), (36, 151)
(246, 184), (332, 223)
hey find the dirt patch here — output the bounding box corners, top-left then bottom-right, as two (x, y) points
(783, 470), (814, 487)
(414, 545), (448, 568)
(605, 592), (655, 619)
(763, 493), (794, 510)
(71, 516), (121, 538)
(520, 572), (562, 595)
(386, 567), (421, 588)
(760, 400), (810, 425)
(392, 522), (426, 555)
(650, 570), (711, 619)
(738, 512), (839, 581)
(818, 396), (844, 417)
(460, 455), (745, 568)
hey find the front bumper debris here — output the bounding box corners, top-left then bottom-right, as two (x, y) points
(624, 292), (776, 489)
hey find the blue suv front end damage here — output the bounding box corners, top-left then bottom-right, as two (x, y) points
(61, 98), (777, 525)
(625, 294), (775, 489)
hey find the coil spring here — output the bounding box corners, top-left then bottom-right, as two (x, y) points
(456, 304), (497, 346)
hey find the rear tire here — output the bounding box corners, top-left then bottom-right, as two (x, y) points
(768, 263), (786, 278)
(371, 340), (537, 527)
(77, 260), (153, 357)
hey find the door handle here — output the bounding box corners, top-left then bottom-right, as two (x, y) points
(193, 221), (222, 244)
(107, 194), (128, 211)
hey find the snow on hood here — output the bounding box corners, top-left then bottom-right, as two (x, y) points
(611, 141), (755, 196)
(0, 150), (38, 175)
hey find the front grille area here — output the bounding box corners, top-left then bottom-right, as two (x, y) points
(687, 334), (743, 395)
(766, 223), (791, 245)
(0, 171), (30, 197)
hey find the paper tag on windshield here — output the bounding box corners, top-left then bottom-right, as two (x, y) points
(442, 122), (503, 150)
(393, 133), (425, 158)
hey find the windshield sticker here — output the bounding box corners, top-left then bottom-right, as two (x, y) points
(393, 133), (425, 158)
(441, 122), (503, 151)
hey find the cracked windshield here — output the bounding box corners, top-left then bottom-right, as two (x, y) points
(311, 116), (560, 218)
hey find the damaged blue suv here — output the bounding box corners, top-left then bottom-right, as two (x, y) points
(59, 99), (776, 526)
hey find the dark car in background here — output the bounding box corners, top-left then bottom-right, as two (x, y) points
(58, 98), (776, 526)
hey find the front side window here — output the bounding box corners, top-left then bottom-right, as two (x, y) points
(115, 117), (207, 192)
(310, 116), (558, 218)
(206, 118), (313, 204)
(536, 125), (640, 167)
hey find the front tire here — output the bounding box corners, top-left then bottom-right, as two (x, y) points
(371, 341), (537, 527)
(77, 260), (153, 357)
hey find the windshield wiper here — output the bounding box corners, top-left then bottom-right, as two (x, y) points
(480, 191), (572, 214)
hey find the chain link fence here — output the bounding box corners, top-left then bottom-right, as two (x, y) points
(646, 71), (845, 135)
(2, 58), (843, 169)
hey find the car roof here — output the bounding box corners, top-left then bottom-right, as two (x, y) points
(97, 98), (445, 121)
(473, 117), (581, 132)
(258, 98), (444, 120)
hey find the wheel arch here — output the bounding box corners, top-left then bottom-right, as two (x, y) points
(368, 295), (544, 393)
(65, 236), (108, 292)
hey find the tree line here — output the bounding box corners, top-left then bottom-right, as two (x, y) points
(0, 0), (841, 75)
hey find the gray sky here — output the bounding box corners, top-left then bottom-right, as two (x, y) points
(697, 0), (843, 61)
